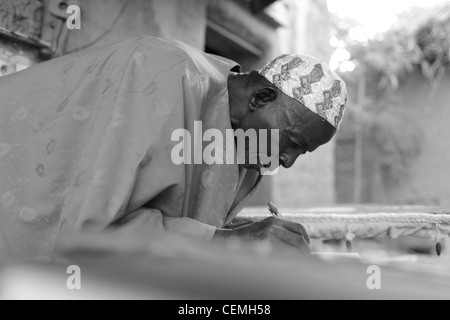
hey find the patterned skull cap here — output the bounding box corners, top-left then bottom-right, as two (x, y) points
(259, 54), (347, 130)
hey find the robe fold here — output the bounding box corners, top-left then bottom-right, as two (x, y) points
(0, 36), (261, 261)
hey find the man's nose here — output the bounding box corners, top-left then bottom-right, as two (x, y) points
(280, 154), (295, 168)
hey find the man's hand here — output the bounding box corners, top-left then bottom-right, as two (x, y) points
(214, 217), (310, 254)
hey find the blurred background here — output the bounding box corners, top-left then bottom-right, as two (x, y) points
(2, 1), (450, 298)
(1, 0), (449, 209)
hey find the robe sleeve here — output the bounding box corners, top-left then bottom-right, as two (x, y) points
(110, 208), (217, 242)
(62, 40), (217, 242)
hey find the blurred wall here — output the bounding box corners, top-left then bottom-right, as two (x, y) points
(65, 0), (209, 51)
(381, 74), (450, 206)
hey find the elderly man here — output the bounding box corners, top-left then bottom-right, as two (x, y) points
(0, 36), (346, 261)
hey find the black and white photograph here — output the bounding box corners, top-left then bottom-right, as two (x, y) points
(0, 0), (450, 303)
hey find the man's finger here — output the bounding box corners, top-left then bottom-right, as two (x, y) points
(271, 227), (311, 254)
(278, 220), (310, 244)
(281, 236), (310, 255)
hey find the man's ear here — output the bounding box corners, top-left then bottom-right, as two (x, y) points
(249, 86), (278, 111)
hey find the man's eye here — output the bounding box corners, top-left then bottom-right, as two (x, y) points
(288, 138), (299, 149)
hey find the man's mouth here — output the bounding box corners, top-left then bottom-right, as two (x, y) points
(242, 163), (262, 171)
(242, 152), (280, 174)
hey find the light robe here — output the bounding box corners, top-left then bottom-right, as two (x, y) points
(0, 36), (261, 261)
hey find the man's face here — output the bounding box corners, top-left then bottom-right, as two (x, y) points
(239, 92), (336, 172)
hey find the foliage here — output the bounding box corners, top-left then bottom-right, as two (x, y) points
(334, 3), (450, 89)
(330, 5), (448, 193)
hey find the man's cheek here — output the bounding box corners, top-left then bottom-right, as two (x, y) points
(259, 130), (280, 175)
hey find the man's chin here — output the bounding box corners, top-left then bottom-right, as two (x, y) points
(240, 164), (280, 176)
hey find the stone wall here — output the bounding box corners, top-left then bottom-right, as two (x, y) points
(0, 0), (336, 208)
(0, 39), (39, 76)
(0, 0), (44, 38)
